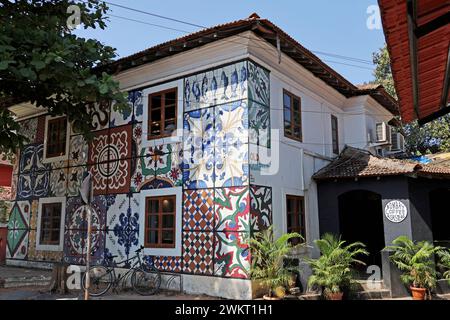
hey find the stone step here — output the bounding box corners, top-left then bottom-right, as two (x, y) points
(354, 289), (391, 300)
(0, 276), (51, 288)
(354, 280), (386, 291)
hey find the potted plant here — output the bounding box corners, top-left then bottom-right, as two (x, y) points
(386, 236), (442, 300)
(306, 233), (368, 300)
(250, 227), (303, 300)
(437, 248), (450, 284)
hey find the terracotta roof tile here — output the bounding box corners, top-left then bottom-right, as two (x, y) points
(313, 146), (450, 180)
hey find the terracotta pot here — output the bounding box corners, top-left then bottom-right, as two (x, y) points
(325, 291), (344, 300)
(410, 286), (427, 300)
(263, 294), (280, 300)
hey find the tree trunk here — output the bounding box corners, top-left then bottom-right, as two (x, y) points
(48, 262), (69, 294)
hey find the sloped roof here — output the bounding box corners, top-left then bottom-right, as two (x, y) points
(103, 13), (398, 115)
(313, 146), (450, 180)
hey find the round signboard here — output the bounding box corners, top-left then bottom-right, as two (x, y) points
(384, 200), (407, 223)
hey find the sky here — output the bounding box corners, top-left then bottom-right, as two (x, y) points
(75, 0), (386, 85)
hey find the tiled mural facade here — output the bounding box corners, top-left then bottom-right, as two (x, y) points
(7, 59), (273, 281)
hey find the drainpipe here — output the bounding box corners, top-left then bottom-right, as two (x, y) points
(301, 148), (306, 191)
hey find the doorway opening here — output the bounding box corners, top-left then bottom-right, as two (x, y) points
(429, 188), (450, 249)
(338, 190), (385, 276)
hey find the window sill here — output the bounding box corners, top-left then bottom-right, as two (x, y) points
(35, 244), (63, 252)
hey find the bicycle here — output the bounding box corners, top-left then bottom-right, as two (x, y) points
(81, 245), (161, 297)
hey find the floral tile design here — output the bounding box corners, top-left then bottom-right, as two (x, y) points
(184, 61), (248, 111)
(109, 125), (132, 160)
(63, 229), (106, 265)
(248, 61), (270, 107)
(182, 231), (214, 275)
(214, 187), (249, 232)
(130, 156), (156, 192)
(128, 90), (144, 123)
(108, 159), (131, 194)
(7, 229), (29, 259)
(49, 167), (68, 197)
(106, 194), (139, 262)
(182, 147), (215, 189)
(67, 165), (87, 197)
(131, 123), (143, 159)
(17, 144), (49, 199)
(250, 185), (272, 232)
(183, 189), (214, 231)
(88, 129), (110, 165)
(17, 117), (38, 144)
(213, 231), (250, 279)
(155, 150), (183, 187)
(214, 142), (249, 188)
(7, 201), (31, 231)
(215, 100), (248, 146)
(249, 101), (270, 148)
(183, 108), (214, 151)
(68, 135), (89, 167)
(89, 162), (109, 195)
(65, 196), (108, 231)
(110, 101), (133, 128)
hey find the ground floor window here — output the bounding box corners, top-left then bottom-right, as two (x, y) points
(145, 196), (176, 248)
(286, 195), (305, 244)
(37, 197), (66, 251)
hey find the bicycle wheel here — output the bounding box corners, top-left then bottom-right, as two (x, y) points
(131, 265), (161, 296)
(81, 265), (113, 297)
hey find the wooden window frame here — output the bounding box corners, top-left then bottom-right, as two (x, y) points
(147, 88), (177, 140)
(286, 195), (306, 244)
(331, 114), (339, 154)
(144, 196), (176, 249)
(45, 116), (67, 159)
(283, 90), (303, 142)
(39, 203), (62, 246)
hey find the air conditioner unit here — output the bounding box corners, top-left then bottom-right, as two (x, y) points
(390, 131), (405, 152)
(375, 122), (390, 142)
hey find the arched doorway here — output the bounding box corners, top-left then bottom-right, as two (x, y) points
(429, 188), (450, 248)
(338, 190), (385, 272)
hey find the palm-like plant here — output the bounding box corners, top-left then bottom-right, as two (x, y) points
(386, 236), (441, 290)
(250, 227), (303, 298)
(306, 233), (368, 298)
(437, 248), (450, 283)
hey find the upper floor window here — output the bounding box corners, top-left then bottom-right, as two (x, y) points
(39, 202), (62, 245)
(283, 90), (302, 141)
(45, 116), (67, 159)
(331, 115), (339, 154)
(286, 195), (306, 245)
(144, 196), (176, 248)
(148, 88), (177, 140)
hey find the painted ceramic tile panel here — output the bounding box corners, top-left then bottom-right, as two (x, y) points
(144, 256), (182, 273)
(17, 144), (50, 199)
(128, 90), (144, 123)
(183, 108), (214, 152)
(182, 231), (214, 275)
(89, 162), (109, 195)
(48, 168), (68, 197)
(106, 194), (139, 262)
(182, 147), (214, 189)
(214, 187), (249, 232)
(7, 229), (28, 259)
(63, 229), (106, 265)
(28, 229), (64, 262)
(184, 61), (248, 112)
(214, 231), (250, 279)
(249, 101), (270, 148)
(109, 125), (132, 160)
(248, 61), (270, 107)
(248, 144), (272, 173)
(215, 100), (248, 146)
(67, 165), (87, 197)
(10, 174), (17, 200)
(88, 129), (110, 165)
(155, 149), (183, 187)
(250, 185), (272, 232)
(107, 159), (131, 194)
(131, 123), (143, 159)
(65, 196), (108, 231)
(87, 101), (111, 132)
(28, 200), (38, 230)
(18, 117), (38, 143)
(68, 135), (89, 167)
(7, 201), (31, 231)
(110, 100), (133, 128)
(183, 189), (214, 231)
(35, 116), (46, 144)
(214, 142), (249, 188)
(130, 156), (156, 192)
